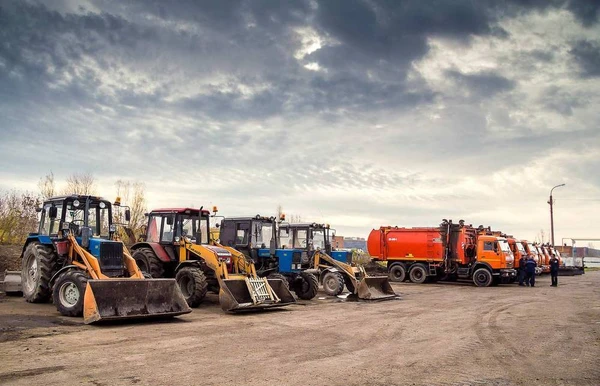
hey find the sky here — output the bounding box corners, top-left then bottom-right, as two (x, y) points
(0, 0), (599, 244)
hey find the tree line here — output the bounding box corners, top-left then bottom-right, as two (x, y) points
(0, 172), (147, 245)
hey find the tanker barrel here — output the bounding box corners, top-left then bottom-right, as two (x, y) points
(218, 278), (296, 312)
(356, 276), (397, 301)
(83, 278), (191, 324)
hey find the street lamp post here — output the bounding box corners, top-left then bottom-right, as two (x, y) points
(548, 183), (566, 247)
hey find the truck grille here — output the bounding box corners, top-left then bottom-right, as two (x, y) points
(99, 242), (124, 277)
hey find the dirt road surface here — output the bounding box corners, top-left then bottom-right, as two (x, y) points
(1, 273), (599, 386)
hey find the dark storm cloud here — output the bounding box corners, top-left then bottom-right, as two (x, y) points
(446, 70), (516, 98)
(570, 39), (600, 78)
(539, 86), (587, 116)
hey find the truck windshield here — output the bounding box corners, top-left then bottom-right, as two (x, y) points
(516, 242), (526, 252)
(499, 240), (511, 252)
(528, 244), (537, 254)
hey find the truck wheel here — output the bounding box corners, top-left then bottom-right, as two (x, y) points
(22, 243), (57, 303)
(409, 264), (427, 284)
(388, 264), (407, 282)
(294, 272), (319, 300)
(175, 267), (208, 307)
(322, 271), (345, 296)
(473, 268), (493, 287)
(267, 273), (290, 290)
(52, 270), (88, 317)
(133, 247), (165, 278)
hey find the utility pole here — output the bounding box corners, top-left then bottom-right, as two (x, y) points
(548, 183), (565, 247)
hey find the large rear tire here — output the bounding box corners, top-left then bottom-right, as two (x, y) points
(294, 272), (319, 300)
(267, 273), (290, 290)
(22, 243), (57, 303)
(473, 268), (493, 287)
(322, 271), (345, 296)
(52, 270), (88, 317)
(388, 264), (407, 282)
(408, 264), (427, 284)
(175, 267), (208, 307)
(133, 247), (165, 278)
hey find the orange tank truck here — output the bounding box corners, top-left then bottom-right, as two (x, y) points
(367, 219), (516, 287)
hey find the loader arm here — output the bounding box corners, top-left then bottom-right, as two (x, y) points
(314, 250), (361, 290)
(180, 241), (231, 280)
(314, 249), (397, 301)
(212, 242), (258, 277)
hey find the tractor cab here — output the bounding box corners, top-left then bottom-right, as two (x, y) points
(139, 208), (233, 272)
(218, 215), (276, 261)
(279, 223), (351, 265)
(33, 195), (130, 278)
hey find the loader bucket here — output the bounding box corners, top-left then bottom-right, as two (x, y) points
(218, 278), (296, 312)
(356, 276), (397, 301)
(83, 278), (192, 324)
(2, 270), (22, 295)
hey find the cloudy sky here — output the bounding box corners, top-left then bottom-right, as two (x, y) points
(1, 0), (599, 244)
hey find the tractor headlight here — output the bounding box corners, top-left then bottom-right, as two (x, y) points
(73, 200), (80, 208)
(175, 236), (181, 242)
(218, 257), (231, 264)
(62, 222), (70, 230)
(109, 224), (117, 232)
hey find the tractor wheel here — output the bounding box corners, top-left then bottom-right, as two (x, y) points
(294, 272), (319, 300)
(408, 264), (428, 284)
(473, 268), (493, 287)
(267, 273), (290, 290)
(133, 247), (165, 278)
(52, 270), (88, 317)
(175, 267), (208, 307)
(22, 242), (58, 303)
(322, 271), (345, 296)
(388, 264), (407, 282)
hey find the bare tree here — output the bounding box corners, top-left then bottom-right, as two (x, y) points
(276, 204), (283, 219)
(114, 180), (147, 244)
(289, 214), (303, 223)
(64, 173), (96, 195)
(0, 191), (40, 244)
(38, 172), (56, 200)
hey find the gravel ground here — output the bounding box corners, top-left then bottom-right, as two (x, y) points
(0, 272), (598, 386)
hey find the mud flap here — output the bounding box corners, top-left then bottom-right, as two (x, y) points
(218, 278), (296, 312)
(83, 278), (191, 324)
(2, 270), (22, 295)
(356, 276), (397, 301)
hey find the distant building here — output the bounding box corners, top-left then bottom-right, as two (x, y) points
(332, 235), (344, 249)
(342, 236), (366, 250)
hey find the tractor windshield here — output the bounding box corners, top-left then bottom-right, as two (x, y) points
(65, 199), (111, 238)
(279, 227), (293, 248)
(254, 222), (273, 248)
(312, 229), (327, 250)
(294, 229), (308, 248)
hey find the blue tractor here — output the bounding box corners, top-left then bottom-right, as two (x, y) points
(12, 195), (189, 323)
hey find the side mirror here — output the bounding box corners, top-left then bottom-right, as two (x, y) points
(215, 223), (220, 228)
(49, 206), (58, 219)
(36, 207), (43, 213)
(125, 209), (131, 222)
(166, 216), (173, 226)
(81, 227), (92, 248)
(493, 243), (499, 253)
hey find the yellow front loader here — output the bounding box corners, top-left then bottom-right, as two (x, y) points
(177, 238), (296, 312)
(55, 234), (191, 324)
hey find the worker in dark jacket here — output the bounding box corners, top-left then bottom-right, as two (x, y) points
(550, 256), (560, 286)
(525, 257), (537, 287)
(518, 256), (527, 286)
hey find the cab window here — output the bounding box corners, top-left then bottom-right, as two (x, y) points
(294, 229), (307, 248)
(279, 228), (292, 248)
(483, 241), (494, 251)
(236, 223), (249, 245)
(39, 204), (62, 236)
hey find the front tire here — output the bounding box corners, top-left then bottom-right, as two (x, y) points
(22, 243), (58, 303)
(473, 268), (493, 287)
(409, 264), (427, 284)
(294, 272), (319, 300)
(388, 264), (407, 282)
(52, 270), (88, 317)
(133, 247), (165, 278)
(322, 271), (345, 296)
(175, 267), (208, 307)
(267, 273), (290, 290)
